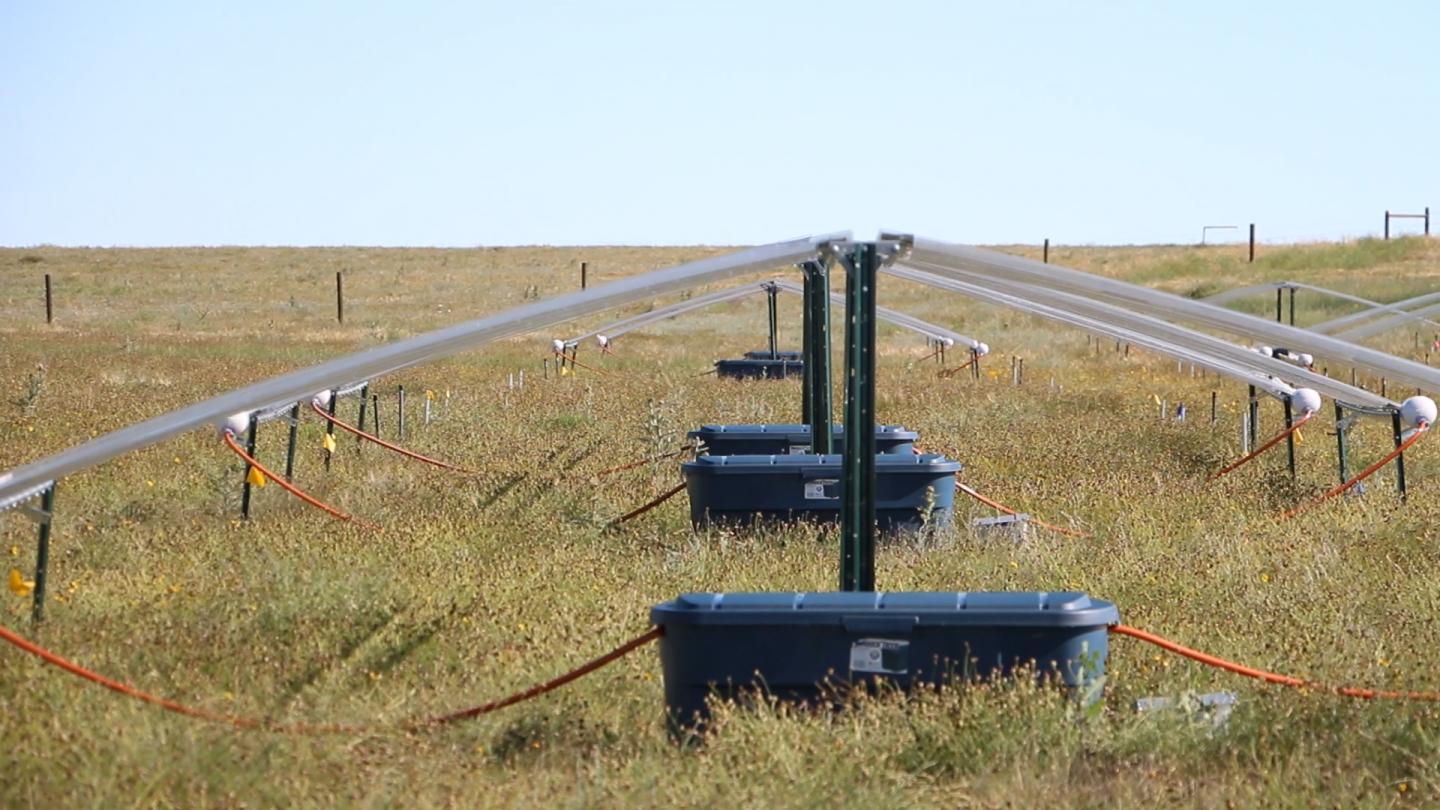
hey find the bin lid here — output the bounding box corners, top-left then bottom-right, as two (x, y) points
(688, 424), (917, 441)
(681, 453), (961, 475)
(651, 591), (1118, 628)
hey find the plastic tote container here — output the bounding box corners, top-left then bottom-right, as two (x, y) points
(688, 424), (919, 456)
(744, 349), (804, 361)
(651, 590), (1118, 730)
(714, 357), (804, 380)
(681, 453), (960, 531)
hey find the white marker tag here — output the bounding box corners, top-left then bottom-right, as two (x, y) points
(804, 479), (839, 500)
(850, 638), (909, 675)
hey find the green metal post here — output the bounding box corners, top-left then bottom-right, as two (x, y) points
(766, 283), (779, 359)
(802, 276), (813, 425)
(284, 402), (301, 481)
(323, 390), (338, 470)
(1289, 286), (1296, 326)
(241, 412), (259, 519)
(1247, 385), (1259, 448)
(1275, 289), (1283, 323)
(840, 243), (877, 592)
(356, 383), (370, 452)
(1283, 395), (1296, 479)
(31, 485), (55, 625)
(1334, 402), (1349, 485)
(803, 260), (833, 455)
(1392, 410), (1408, 500)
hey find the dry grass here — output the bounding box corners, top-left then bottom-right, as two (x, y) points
(2, 237), (1440, 807)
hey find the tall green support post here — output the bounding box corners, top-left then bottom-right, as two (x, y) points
(31, 484), (56, 625)
(840, 243), (877, 592)
(1283, 395), (1296, 478)
(283, 402), (301, 481)
(801, 277), (813, 425)
(1334, 402), (1349, 485)
(801, 260), (833, 454)
(766, 282), (779, 359)
(240, 413), (259, 519)
(1392, 410), (1408, 500)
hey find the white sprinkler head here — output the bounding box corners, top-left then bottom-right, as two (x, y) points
(976, 342), (990, 357)
(941, 337), (955, 348)
(1258, 346), (1273, 357)
(551, 338), (565, 354)
(220, 412), (250, 437)
(312, 390), (332, 409)
(1401, 396), (1438, 429)
(1291, 388), (1322, 416)
(596, 334), (610, 348)
(1298, 353), (1314, 368)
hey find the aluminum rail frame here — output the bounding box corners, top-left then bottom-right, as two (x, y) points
(892, 263), (1396, 415)
(1205, 281), (1440, 332)
(0, 233), (846, 502)
(563, 283), (770, 344)
(1312, 291), (1440, 334)
(907, 236), (1440, 396)
(769, 279), (980, 349)
(885, 266), (1300, 402)
(1334, 300), (1440, 341)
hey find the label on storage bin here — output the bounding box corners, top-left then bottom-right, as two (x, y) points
(850, 638), (909, 675)
(788, 444), (811, 454)
(804, 479), (839, 499)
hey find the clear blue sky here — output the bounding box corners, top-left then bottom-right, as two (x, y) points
(2, 1), (1436, 247)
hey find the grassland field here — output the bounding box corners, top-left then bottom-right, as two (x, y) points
(2, 236), (1440, 808)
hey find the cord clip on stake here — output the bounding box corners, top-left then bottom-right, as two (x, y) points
(221, 424), (380, 531)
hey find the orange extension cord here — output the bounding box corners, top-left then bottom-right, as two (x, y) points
(956, 482), (1089, 537)
(310, 401), (474, 474)
(221, 431), (381, 531)
(595, 448), (690, 478)
(610, 482), (688, 527)
(937, 355), (979, 379)
(1210, 411), (1314, 480)
(1282, 422), (1429, 519)
(552, 353), (607, 376)
(0, 622), (662, 734)
(1111, 624), (1440, 702)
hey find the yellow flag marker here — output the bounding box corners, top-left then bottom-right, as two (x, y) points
(323, 432), (337, 453)
(560, 365), (572, 377)
(246, 466), (267, 488)
(8, 568), (34, 597)
(1151, 393), (1162, 405)
(425, 389), (436, 401)
(1294, 428), (1304, 445)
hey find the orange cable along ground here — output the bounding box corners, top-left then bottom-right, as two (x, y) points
(610, 482), (688, 527)
(309, 401), (474, 474)
(1210, 411), (1315, 480)
(1110, 623), (1440, 702)
(956, 482), (1089, 537)
(0, 621), (662, 734)
(937, 355), (978, 379)
(221, 431), (381, 531)
(595, 448), (690, 478)
(1282, 422), (1429, 519)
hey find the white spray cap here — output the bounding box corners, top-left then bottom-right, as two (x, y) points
(1258, 346), (1274, 357)
(1298, 353), (1314, 368)
(312, 390), (332, 409)
(941, 337), (954, 348)
(976, 342), (990, 357)
(596, 334), (610, 348)
(1401, 396), (1437, 428)
(551, 338), (565, 354)
(1291, 387), (1322, 416)
(220, 412), (251, 437)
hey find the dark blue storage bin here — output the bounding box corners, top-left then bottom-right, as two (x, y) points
(743, 349), (804, 361)
(714, 358), (804, 380)
(651, 590), (1118, 730)
(688, 424), (919, 456)
(682, 453), (960, 531)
